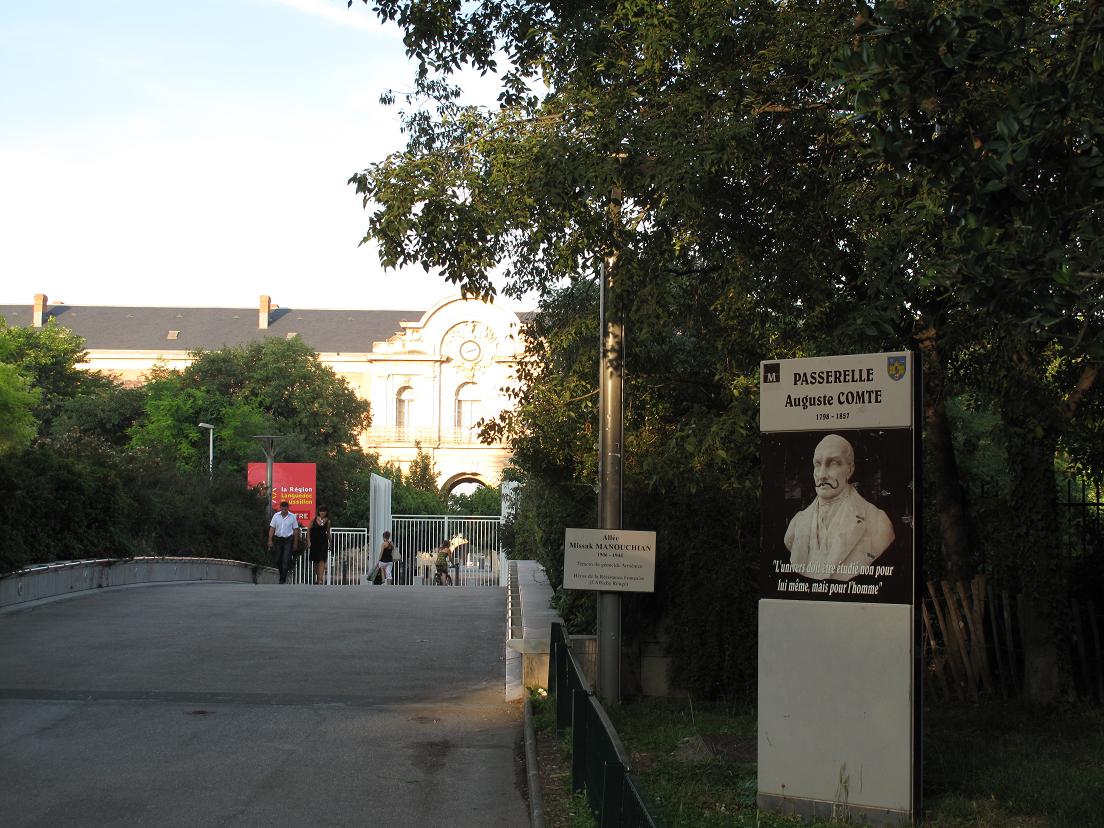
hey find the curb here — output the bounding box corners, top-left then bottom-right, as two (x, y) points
(523, 698), (546, 828)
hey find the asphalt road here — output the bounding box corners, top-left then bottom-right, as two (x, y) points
(0, 583), (528, 827)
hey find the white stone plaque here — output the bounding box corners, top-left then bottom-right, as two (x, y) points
(563, 528), (656, 593)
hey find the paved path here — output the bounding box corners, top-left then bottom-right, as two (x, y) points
(0, 583), (527, 827)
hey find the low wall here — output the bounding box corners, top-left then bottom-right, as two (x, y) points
(0, 557), (279, 609)
(505, 560), (676, 697)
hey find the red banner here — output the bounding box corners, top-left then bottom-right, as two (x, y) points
(247, 462), (317, 526)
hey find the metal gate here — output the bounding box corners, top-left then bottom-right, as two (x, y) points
(290, 528), (370, 585)
(391, 515), (504, 587)
(288, 520), (503, 586)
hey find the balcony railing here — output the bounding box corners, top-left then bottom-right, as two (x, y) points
(366, 426), (502, 446)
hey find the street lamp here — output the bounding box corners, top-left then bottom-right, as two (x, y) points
(597, 179), (625, 705)
(197, 423), (215, 478)
(253, 435), (285, 519)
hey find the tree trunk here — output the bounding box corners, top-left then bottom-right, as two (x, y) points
(1020, 597), (1064, 704)
(915, 322), (973, 581)
(1007, 432), (1068, 703)
(1000, 352), (1071, 704)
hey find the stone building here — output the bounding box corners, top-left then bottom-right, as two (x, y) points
(0, 294), (526, 492)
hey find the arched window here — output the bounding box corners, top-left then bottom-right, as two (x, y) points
(395, 386), (414, 437)
(454, 382), (481, 440)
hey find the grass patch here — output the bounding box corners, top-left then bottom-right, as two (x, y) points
(609, 698), (817, 828)
(600, 697), (1104, 827)
(531, 694), (598, 828)
(923, 703), (1104, 827)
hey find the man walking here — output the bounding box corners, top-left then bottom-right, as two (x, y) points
(268, 501), (300, 584)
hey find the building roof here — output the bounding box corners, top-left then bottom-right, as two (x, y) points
(0, 304), (420, 354)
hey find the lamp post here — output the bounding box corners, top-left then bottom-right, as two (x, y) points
(253, 435), (285, 520)
(197, 423), (214, 478)
(597, 182), (624, 706)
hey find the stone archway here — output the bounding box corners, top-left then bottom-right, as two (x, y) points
(440, 471), (493, 497)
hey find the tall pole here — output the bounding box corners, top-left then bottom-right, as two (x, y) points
(598, 184), (624, 705)
(198, 423), (215, 479)
(266, 454), (274, 516)
(254, 435), (284, 520)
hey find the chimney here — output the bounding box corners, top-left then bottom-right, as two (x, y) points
(33, 294), (48, 328)
(259, 295), (271, 330)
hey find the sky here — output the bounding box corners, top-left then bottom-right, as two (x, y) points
(0, 0), (518, 311)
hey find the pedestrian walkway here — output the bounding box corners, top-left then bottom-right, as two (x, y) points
(0, 583), (528, 827)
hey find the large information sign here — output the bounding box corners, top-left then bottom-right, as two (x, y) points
(247, 462), (317, 526)
(563, 528), (656, 593)
(757, 352), (920, 826)
(760, 353), (915, 604)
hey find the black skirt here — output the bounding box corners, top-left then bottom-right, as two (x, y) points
(308, 524), (329, 563)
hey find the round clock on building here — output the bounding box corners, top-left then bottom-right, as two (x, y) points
(442, 321), (497, 365)
(459, 340), (482, 362)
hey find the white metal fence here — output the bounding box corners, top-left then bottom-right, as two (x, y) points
(290, 528), (370, 585)
(391, 515), (504, 587)
(287, 518), (504, 587)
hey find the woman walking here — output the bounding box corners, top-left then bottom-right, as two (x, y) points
(376, 530), (396, 585)
(307, 506), (332, 585)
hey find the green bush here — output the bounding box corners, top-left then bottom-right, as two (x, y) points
(0, 438), (269, 575)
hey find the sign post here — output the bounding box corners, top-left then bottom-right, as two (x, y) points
(563, 528), (656, 593)
(563, 526), (656, 691)
(757, 352), (921, 826)
(597, 255), (625, 704)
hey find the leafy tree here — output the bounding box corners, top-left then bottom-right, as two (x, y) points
(0, 351), (39, 454)
(836, 0), (1104, 701)
(404, 442), (442, 494)
(0, 317), (103, 417)
(0, 430), (271, 574)
(349, 0), (868, 697)
(173, 337), (371, 455)
(351, 0), (1103, 701)
(128, 373), (273, 472)
(124, 339), (375, 520)
(391, 484), (448, 516)
(377, 444), (447, 515)
(0, 317), (103, 428)
(50, 382), (146, 449)
(488, 280), (767, 694)
(0, 323), (276, 574)
(449, 484), (502, 516)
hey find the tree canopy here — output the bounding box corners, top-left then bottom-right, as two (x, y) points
(0, 362), (39, 455)
(0, 329), (423, 572)
(351, 0), (1104, 700)
(0, 323), (270, 573)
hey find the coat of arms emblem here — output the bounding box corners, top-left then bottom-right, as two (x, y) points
(887, 355), (907, 381)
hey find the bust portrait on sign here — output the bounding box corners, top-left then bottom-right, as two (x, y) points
(783, 434), (894, 581)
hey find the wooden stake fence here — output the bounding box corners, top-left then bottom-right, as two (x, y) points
(922, 576), (1103, 704)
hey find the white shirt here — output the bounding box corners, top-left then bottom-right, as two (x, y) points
(269, 511), (299, 538)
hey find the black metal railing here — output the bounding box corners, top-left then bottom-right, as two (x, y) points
(548, 622), (665, 828)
